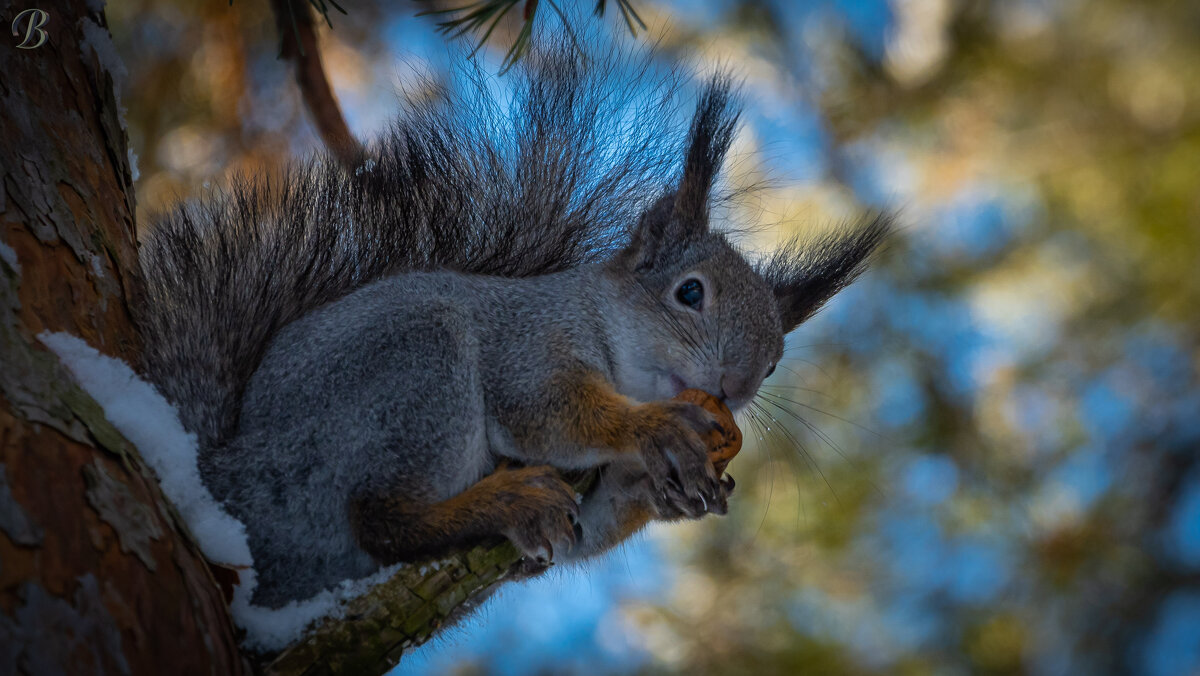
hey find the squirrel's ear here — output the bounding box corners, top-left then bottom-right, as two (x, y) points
(760, 214), (892, 332)
(616, 192), (677, 271)
(673, 77), (740, 234)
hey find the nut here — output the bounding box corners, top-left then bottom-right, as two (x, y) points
(673, 388), (743, 474)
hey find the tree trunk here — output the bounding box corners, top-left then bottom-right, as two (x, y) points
(0, 1), (246, 672)
(0, 3), (571, 673)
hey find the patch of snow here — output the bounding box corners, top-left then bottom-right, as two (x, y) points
(39, 332), (402, 651)
(79, 17), (128, 129)
(127, 146), (139, 182)
(233, 563), (402, 652)
(38, 332), (251, 568)
(0, 239), (19, 275)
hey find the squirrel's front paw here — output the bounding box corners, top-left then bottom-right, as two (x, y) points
(650, 469), (736, 520)
(485, 464), (581, 565)
(638, 401), (724, 518)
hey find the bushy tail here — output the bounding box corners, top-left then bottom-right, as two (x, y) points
(137, 46), (705, 449)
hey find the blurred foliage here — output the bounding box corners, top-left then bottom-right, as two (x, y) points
(107, 0), (1199, 674)
(416, 0), (644, 70)
(630, 1), (1200, 674)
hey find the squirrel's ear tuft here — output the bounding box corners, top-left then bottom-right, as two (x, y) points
(760, 213), (892, 333)
(674, 76), (740, 231)
(614, 78), (742, 272)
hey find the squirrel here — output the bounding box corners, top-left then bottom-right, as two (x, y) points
(135, 49), (889, 609)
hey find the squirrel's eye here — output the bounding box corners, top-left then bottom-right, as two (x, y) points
(765, 363), (776, 378)
(675, 279), (704, 309)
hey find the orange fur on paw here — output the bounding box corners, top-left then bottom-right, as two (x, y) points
(673, 389), (742, 474)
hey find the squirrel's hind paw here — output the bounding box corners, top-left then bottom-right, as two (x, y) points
(486, 465), (580, 564)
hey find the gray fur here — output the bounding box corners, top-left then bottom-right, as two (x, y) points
(137, 46), (889, 607)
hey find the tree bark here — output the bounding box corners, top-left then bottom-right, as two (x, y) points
(0, 3), (574, 673)
(0, 1), (246, 672)
(263, 542), (528, 675)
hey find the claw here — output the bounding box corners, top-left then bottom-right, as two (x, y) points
(709, 494), (728, 515)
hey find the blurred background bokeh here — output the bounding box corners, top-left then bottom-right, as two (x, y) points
(105, 1), (1200, 673)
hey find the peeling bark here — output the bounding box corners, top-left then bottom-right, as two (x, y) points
(2, 2), (563, 671)
(1, 1), (246, 673)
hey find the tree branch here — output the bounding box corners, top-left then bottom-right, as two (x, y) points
(270, 0), (364, 169)
(262, 470), (598, 675)
(262, 541), (527, 675)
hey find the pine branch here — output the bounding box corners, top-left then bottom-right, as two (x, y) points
(415, 0), (645, 71)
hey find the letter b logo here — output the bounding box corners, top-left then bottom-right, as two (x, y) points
(13, 9), (50, 50)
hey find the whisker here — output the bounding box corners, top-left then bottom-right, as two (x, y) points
(773, 362), (823, 387)
(776, 356), (834, 381)
(750, 400), (814, 523)
(642, 284), (708, 365)
(756, 401), (809, 532)
(744, 404), (777, 541)
(755, 391), (886, 499)
(760, 383), (835, 400)
(757, 391), (854, 463)
(753, 395), (842, 507)
(758, 389), (884, 439)
(783, 341), (847, 351)
(660, 297), (708, 364)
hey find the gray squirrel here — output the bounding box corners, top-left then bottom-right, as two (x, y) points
(135, 50), (888, 609)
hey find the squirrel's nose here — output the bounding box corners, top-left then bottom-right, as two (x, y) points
(718, 372), (748, 404)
